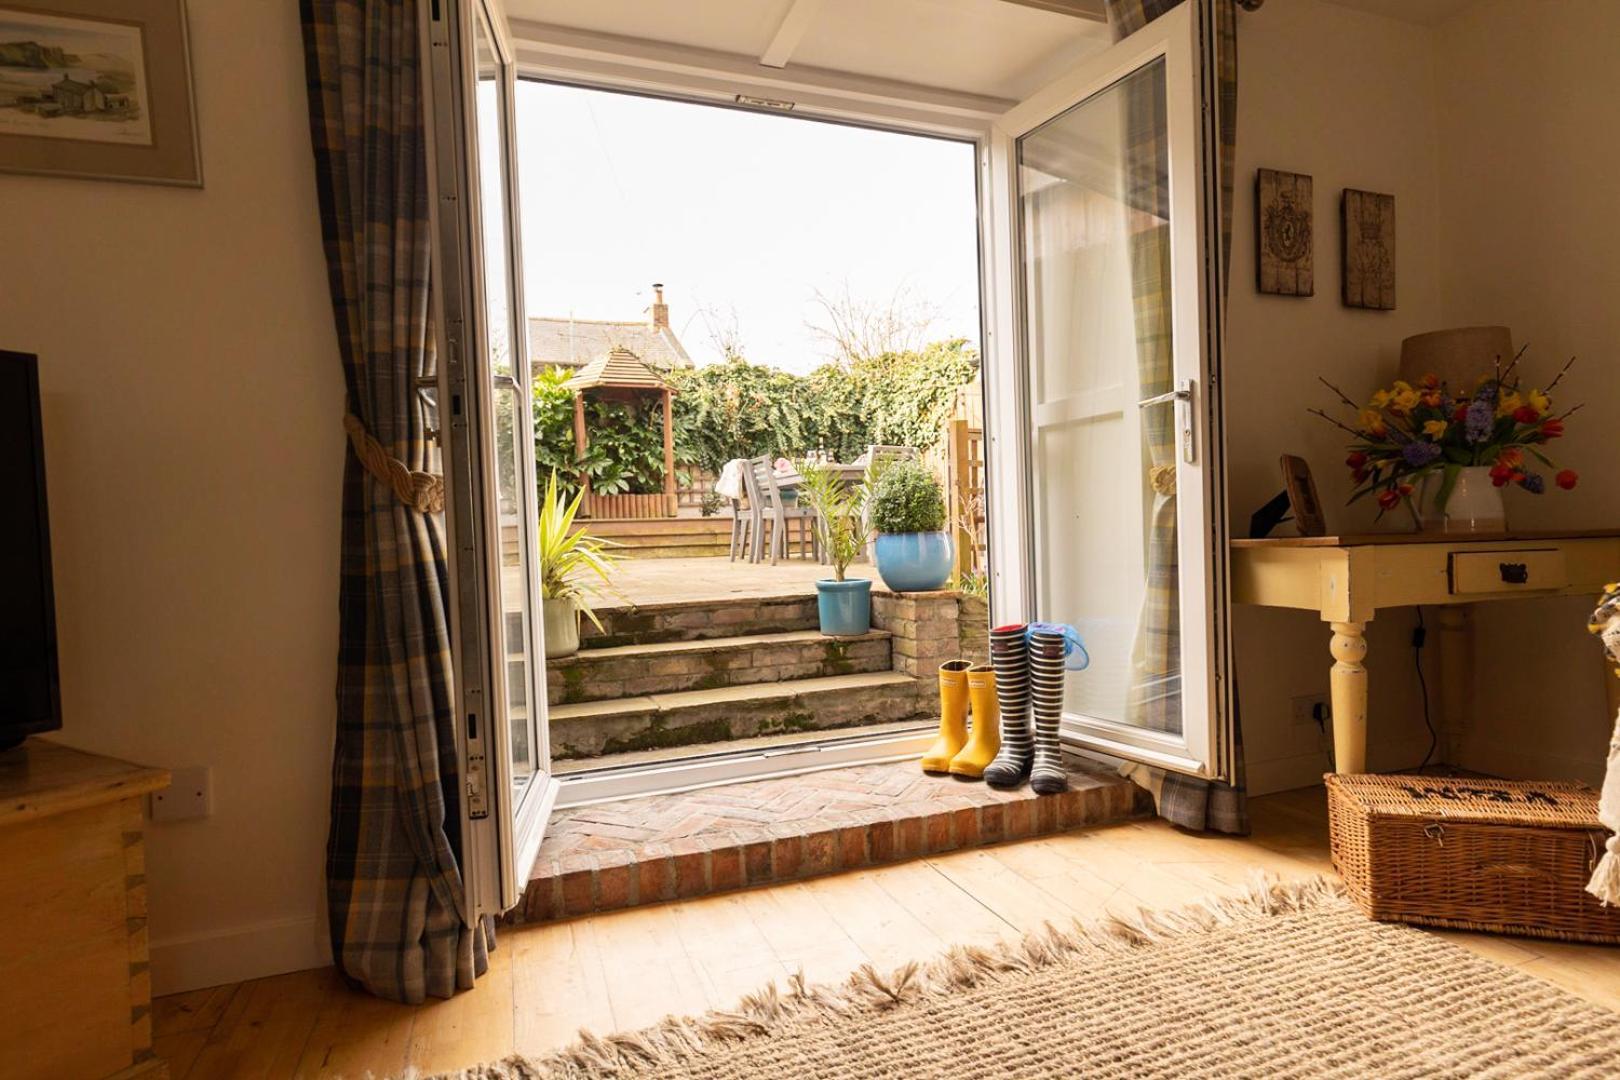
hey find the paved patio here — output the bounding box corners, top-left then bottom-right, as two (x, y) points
(584, 554), (880, 609)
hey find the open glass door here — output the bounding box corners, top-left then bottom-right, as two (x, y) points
(983, 0), (1231, 780)
(423, 0), (555, 922)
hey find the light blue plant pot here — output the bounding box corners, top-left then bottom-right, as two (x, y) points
(874, 531), (954, 592)
(816, 578), (872, 636)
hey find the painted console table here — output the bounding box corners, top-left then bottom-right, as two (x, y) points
(1229, 529), (1620, 774)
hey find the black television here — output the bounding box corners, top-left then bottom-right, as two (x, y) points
(1, 351), (61, 750)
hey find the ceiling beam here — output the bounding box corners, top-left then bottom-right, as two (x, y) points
(759, 0), (827, 69)
(1000, 0), (1109, 21)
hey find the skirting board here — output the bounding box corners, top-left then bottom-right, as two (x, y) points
(150, 915), (331, 996)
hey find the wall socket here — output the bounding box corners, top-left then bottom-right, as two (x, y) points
(150, 765), (212, 822)
(1290, 694), (1331, 728)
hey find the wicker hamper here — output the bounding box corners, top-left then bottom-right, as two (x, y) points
(1325, 773), (1620, 944)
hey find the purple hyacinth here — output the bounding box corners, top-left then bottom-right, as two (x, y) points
(1519, 472), (1546, 494)
(1465, 399), (1495, 444)
(1401, 441), (1442, 468)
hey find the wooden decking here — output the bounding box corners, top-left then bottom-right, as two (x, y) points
(583, 553), (879, 608)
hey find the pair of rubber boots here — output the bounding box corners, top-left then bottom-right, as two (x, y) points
(920, 660), (1000, 778)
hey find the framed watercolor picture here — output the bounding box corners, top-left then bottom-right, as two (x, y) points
(0, 0), (200, 186)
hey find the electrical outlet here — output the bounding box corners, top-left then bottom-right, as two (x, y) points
(150, 765), (212, 822)
(1291, 694), (1330, 728)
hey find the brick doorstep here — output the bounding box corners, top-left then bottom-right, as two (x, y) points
(511, 758), (1150, 923)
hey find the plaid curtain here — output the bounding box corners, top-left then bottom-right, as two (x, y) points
(1108, 0), (1249, 834)
(303, 0), (492, 1002)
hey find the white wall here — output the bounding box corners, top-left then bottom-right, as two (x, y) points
(1431, 0), (1620, 784)
(0, 4), (343, 992)
(1227, 0), (1446, 792)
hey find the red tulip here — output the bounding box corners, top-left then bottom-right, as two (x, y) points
(1419, 373), (1440, 390)
(1377, 489), (1401, 510)
(1512, 405), (1539, 424)
(1541, 417), (1565, 439)
(1497, 448), (1523, 469)
(1346, 451), (1368, 470)
(1556, 469), (1579, 490)
(1452, 403), (1470, 423)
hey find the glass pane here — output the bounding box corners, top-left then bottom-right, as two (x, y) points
(1017, 58), (1181, 737)
(474, 16), (539, 790)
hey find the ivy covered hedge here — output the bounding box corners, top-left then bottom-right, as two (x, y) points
(530, 339), (979, 498)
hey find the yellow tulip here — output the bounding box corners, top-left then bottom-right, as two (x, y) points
(1423, 420), (1448, 438)
(1496, 390), (1523, 418)
(1529, 389), (1550, 415)
(1391, 387), (1419, 412)
(1358, 408), (1387, 437)
(1369, 389), (1392, 408)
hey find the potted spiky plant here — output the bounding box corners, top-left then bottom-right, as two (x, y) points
(798, 461), (872, 636)
(538, 471), (619, 658)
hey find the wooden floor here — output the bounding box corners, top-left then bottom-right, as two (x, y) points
(153, 786), (1620, 1079)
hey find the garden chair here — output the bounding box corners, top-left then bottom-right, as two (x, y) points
(746, 455), (819, 565)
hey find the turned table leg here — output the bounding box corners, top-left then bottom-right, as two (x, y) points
(1329, 620), (1369, 773)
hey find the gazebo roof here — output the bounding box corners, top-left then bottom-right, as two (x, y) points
(563, 346), (673, 393)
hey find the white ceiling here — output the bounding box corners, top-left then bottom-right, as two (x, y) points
(505, 0), (1114, 102)
(1318, 0), (1479, 26)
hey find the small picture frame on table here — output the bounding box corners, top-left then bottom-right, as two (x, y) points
(1281, 454), (1327, 537)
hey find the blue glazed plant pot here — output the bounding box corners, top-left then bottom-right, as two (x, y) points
(874, 531), (955, 592)
(815, 578), (872, 636)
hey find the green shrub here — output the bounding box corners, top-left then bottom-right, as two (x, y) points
(868, 460), (946, 534)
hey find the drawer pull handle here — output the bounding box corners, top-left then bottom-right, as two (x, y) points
(1499, 562), (1529, 584)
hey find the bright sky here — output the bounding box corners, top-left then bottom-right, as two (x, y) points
(514, 81), (982, 374)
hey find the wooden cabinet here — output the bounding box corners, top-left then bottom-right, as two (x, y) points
(0, 739), (169, 1080)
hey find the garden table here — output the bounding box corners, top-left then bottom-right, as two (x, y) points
(772, 462), (866, 489)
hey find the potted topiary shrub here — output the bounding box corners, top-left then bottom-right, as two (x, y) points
(538, 471), (619, 658)
(869, 459), (953, 592)
(798, 461), (872, 636)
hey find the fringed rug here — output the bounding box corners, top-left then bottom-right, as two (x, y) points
(436, 878), (1620, 1079)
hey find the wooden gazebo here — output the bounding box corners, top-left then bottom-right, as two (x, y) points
(564, 345), (677, 519)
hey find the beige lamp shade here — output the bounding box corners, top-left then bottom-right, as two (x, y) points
(1399, 326), (1514, 394)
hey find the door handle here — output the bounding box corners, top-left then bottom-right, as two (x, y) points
(1136, 379), (1196, 464)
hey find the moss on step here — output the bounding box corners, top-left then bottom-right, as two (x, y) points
(598, 717), (735, 756)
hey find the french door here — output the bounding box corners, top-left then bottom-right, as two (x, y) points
(982, 0), (1232, 780)
(423, 0), (555, 922)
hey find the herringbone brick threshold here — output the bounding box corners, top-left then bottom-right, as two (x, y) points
(513, 758), (1149, 923)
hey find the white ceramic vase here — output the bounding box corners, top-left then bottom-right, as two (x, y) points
(542, 596), (582, 658)
(1419, 466), (1507, 534)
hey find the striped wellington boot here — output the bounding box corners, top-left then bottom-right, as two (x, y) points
(982, 624), (1031, 788)
(1028, 627), (1069, 795)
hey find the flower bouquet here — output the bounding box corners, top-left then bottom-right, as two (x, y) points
(1310, 349), (1580, 521)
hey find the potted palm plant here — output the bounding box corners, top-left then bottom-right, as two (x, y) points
(798, 461), (871, 636)
(869, 459), (953, 592)
(538, 471), (618, 658)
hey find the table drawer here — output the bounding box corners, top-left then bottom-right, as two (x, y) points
(1448, 548), (1567, 595)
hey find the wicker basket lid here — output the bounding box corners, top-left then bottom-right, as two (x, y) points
(1325, 773), (1600, 829)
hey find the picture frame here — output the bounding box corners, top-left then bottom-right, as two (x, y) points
(1342, 188), (1396, 310)
(1255, 168), (1313, 297)
(1280, 454), (1327, 537)
(0, 0), (200, 186)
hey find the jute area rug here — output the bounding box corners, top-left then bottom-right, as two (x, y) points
(435, 878), (1620, 1079)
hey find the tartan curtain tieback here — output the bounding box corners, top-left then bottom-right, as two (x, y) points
(1149, 464), (1177, 496)
(343, 413), (445, 514)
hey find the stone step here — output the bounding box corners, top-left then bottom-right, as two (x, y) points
(549, 671), (927, 763)
(546, 629), (893, 706)
(582, 594), (821, 648)
(514, 759), (1151, 924)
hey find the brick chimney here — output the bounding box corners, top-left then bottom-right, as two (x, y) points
(650, 283), (669, 330)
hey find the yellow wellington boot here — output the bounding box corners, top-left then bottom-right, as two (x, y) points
(921, 660), (972, 774)
(950, 664), (1001, 778)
